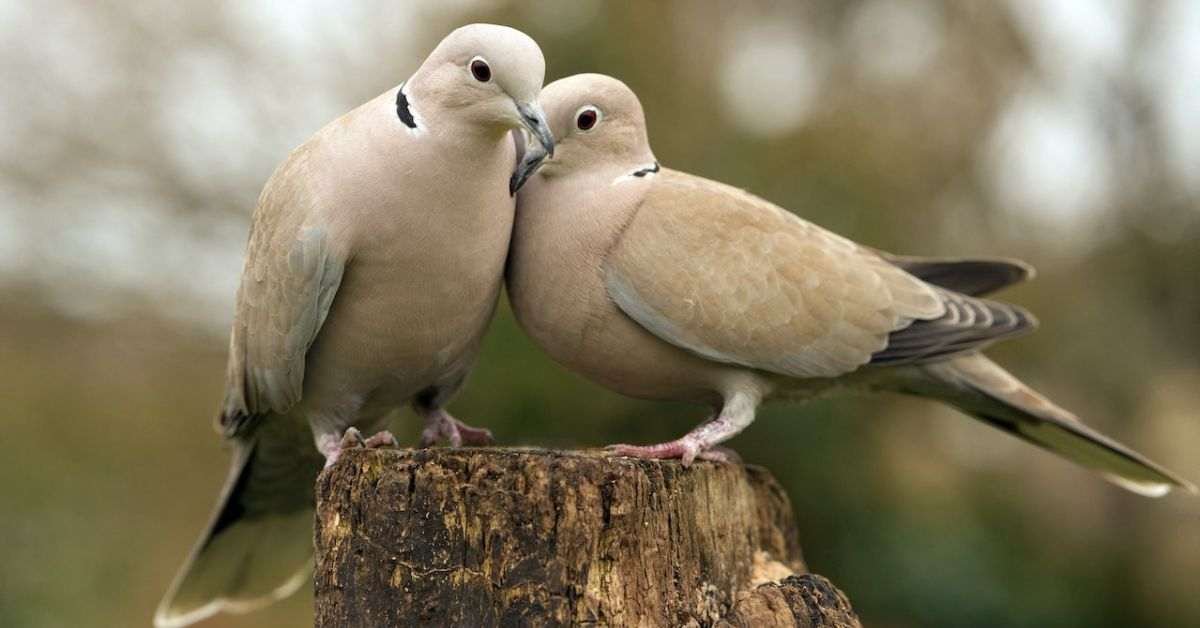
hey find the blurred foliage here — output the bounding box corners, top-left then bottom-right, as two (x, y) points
(2, 1), (1198, 627)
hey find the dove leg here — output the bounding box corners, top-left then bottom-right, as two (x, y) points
(417, 408), (495, 447)
(608, 390), (758, 466)
(413, 390), (495, 448)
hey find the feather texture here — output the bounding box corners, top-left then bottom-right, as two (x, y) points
(220, 145), (346, 436)
(871, 290), (1036, 365)
(605, 168), (943, 379)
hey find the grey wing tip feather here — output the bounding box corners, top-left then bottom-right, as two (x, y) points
(871, 295), (1038, 366)
(976, 256), (1036, 283)
(885, 254), (1036, 297)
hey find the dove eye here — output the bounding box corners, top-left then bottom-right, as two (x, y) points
(469, 57), (491, 82)
(575, 106), (600, 131)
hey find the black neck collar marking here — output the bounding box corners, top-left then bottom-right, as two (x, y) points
(395, 83), (417, 129)
(631, 162), (660, 178)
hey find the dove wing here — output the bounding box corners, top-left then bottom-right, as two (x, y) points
(220, 152), (346, 436)
(605, 170), (1033, 379)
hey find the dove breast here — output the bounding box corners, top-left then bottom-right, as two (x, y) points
(286, 87), (519, 420)
(509, 165), (757, 406)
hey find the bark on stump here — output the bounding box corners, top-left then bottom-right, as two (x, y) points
(315, 448), (860, 627)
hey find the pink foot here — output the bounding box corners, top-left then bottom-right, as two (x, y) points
(363, 430), (399, 449)
(418, 409), (494, 448)
(606, 438), (741, 466)
(324, 427), (398, 468)
(605, 393), (757, 467)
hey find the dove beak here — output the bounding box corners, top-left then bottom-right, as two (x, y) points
(509, 139), (548, 196)
(516, 101), (555, 159)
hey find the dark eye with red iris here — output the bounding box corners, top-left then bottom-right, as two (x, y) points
(470, 59), (491, 82)
(576, 108), (598, 131)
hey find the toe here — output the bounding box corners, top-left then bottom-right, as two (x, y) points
(338, 426), (365, 450)
(419, 426), (439, 448)
(434, 418), (460, 448)
(604, 444), (635, 457)
(605, 442), (686, 460)
(697, 446), (741, 464)
(364, 431), (398, 449)
(457, 424), (494, 446)
(605, 443), (648, 457)
(679, 441), (699, 467)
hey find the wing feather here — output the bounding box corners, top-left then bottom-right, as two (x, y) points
(881, 254), (1035, 296)
(220, 151), (345, 436)
(871, 291), (1036, 365)
(604, 169), (1037, 379)
(604, 169), (943, 379)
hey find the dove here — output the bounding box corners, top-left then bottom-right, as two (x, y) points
(507, 73), (1193, 498)
(154, 24), (554, 627)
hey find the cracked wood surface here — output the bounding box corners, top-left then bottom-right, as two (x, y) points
(314, 448), (859, 627)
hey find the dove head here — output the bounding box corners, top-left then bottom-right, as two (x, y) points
(510, 74), (654, 193)
(407, 24), (553, 155)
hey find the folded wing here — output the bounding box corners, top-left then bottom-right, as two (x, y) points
(220, 158), (346, 436)
(605, 170), (1034, 379)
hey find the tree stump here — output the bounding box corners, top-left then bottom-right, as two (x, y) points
(315, 448), (860, 627)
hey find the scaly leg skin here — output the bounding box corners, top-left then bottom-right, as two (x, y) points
(606, 391), (758, 466)
(607, 439), (743, 465)
(318, 426), (399, 468)
(416, 406), (494, 448)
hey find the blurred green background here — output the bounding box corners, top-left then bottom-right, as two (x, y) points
(3, 1), (1199, 627)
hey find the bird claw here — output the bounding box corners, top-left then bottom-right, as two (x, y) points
(419, 411), (494, 448)
(338, 426), (367, 450)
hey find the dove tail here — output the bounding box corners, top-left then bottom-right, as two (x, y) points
(896, 353), (1195, 497)
(154, 435), (319, 628)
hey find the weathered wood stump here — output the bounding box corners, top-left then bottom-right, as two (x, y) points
(315, 448), (860, 627)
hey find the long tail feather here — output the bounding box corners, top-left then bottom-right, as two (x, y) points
(896, 353), (1195, 497)
(155, 435), (320, 627)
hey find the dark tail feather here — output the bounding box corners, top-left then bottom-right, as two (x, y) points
(154, 435), (320, 627)
(883, 255), (1035, 297)
(897, 353), (1195, 497)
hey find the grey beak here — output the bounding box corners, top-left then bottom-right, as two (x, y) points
(509, 139), (548, 196)
(516, 101), (554, 159)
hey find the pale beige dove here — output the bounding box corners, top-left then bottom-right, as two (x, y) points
(507, 73), (1193, 498)
(155, 24), (555, 627)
